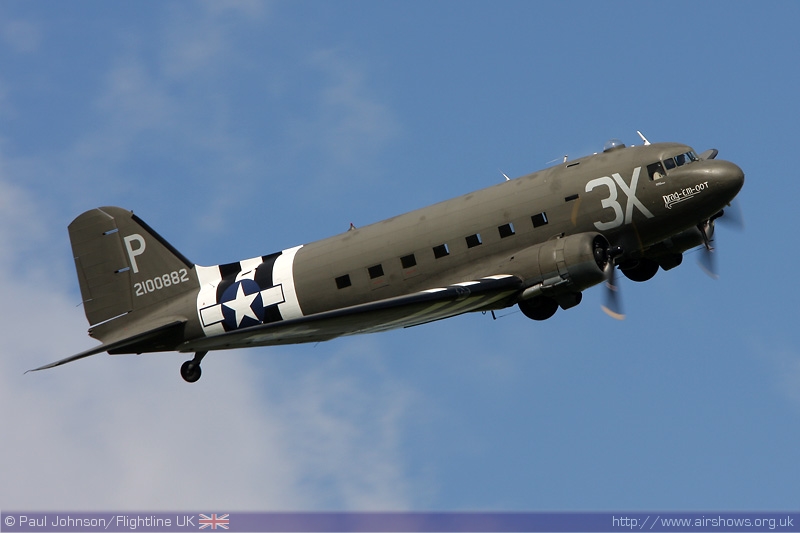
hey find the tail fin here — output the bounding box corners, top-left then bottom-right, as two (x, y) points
(70, 207), (197, 329)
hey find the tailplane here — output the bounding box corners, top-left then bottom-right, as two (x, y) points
(27, 207), (199, 373)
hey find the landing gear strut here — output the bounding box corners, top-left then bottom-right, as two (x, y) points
(180, 351), (207, 383)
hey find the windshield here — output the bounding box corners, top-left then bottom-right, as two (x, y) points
(647, 150), (699, 180)
(663, 150), (699, 170)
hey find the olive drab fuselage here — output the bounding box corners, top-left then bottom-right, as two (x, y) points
(32, 139), (745, 382)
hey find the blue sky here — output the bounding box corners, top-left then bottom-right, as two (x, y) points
(1, 1), (798, 511)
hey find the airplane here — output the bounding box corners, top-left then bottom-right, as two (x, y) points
(30, 133), (744, 382)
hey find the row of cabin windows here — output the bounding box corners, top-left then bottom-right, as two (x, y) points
(334, 212), (548, 289)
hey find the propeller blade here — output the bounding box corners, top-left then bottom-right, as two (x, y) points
(697, 220), (719, 279)
(698, 246), (719, 279)
(601, 263), (625, 320)
(717, 199), (744, 232)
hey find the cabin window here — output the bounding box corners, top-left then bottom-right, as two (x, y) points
(498, 223), (515, 238)
(433, 244), (450, 258)
(400, 254), (416, 269)
(335, 274), (351, 289)
(368, 264), (384, 279)
(647, 161), (666, 180)
(531, 212), (548, 228)
(465, 234), (482, 248)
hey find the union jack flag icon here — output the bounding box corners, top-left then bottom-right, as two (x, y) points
(198, 513), (230, 530)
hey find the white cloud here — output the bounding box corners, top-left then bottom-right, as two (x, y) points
(1, 19), (41, 54)
(309, 49), (399, 168)
(0, 234), (416, 511)
(758, 345), (800, 409)
(0, 177), (47, 267)
(283, 49), (400, 198)
(781, 357), (800, 406)
(0, 166), (414, 510)
(273, 339), (415, 509)
(0, 4), (417, 510)
(97, 60), (176, 134)
(47, 4), (265, 231)
(160, 0), (268, 81)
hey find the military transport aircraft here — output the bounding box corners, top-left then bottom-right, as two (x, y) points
(30, 134), (744, 382)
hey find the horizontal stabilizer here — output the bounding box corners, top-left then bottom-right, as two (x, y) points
(27, 320), (186, 373)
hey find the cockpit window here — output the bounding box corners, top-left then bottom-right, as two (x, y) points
(663, 151), (699, 171)
(647, 161), (666, 180)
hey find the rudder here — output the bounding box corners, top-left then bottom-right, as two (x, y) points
(70, 207), (197, 327)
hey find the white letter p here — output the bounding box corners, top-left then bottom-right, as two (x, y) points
(123, 234), (146, 273)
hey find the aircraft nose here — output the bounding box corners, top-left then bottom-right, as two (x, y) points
(710, 160), (745, 203)
(723, 160), (744, 188)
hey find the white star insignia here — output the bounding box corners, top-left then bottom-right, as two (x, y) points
(222, 283), (259, 327)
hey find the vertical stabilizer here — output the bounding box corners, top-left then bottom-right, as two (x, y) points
(69, 207), (197, 328)
(70, 208), (134, 325)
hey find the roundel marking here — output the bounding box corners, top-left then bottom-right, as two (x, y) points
(220, 279), (265, 329)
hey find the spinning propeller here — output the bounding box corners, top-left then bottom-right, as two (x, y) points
(602, 202), (744, 319)
(599, 143), (744, 318)
(697, 200), (744, 279)
(696, 148), (745, 279)
(600, 246), (625, 320)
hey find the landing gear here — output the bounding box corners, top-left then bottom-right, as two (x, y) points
(180, 351), (207, 383)
(518, 296), (559, 321)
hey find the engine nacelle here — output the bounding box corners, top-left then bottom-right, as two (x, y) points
(645, 226), (704, 263)
(504, 232), (610, 298)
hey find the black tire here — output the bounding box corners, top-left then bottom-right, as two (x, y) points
(180, 361), (202, 383)
(620, 258), (659, 282)
(518, 296), (558, 321)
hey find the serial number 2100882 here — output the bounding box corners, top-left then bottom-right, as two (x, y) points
(134, 269), (190, 296)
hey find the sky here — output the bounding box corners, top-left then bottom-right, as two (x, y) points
(1, 0), (798, 512)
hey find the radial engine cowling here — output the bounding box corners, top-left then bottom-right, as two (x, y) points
(507, 232), (610, 297)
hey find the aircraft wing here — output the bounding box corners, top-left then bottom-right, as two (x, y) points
(180, 274), (523, 353)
